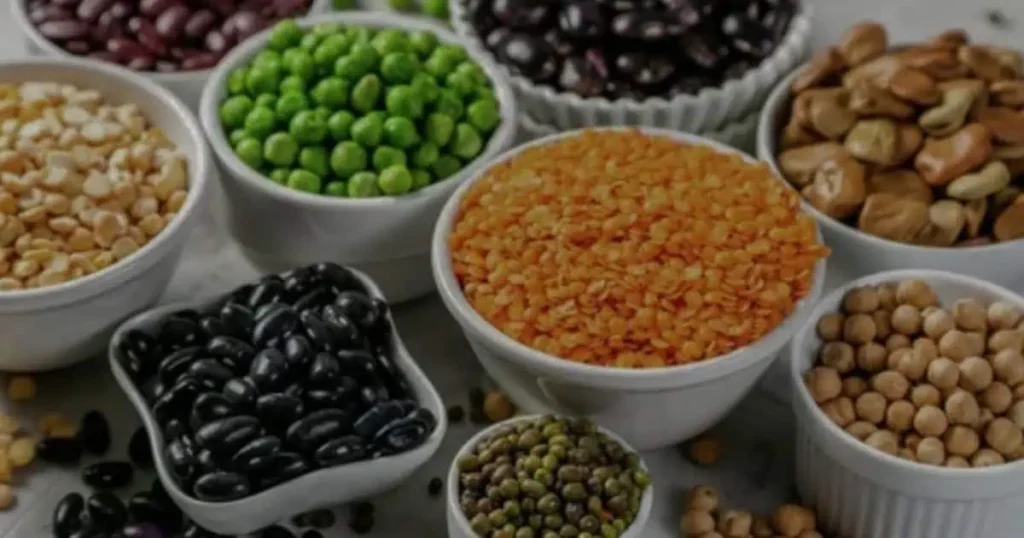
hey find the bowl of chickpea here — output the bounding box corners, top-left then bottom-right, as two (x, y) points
(790, 270), (1024, 538)
(0, 58), (211, 371)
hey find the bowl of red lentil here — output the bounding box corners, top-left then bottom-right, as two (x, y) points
(431, 127), (830, 450)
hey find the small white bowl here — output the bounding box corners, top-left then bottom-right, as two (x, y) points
(431, 127), (828, 451)
(199, 12), (518, 304)
(449, 0), (812, 132)
(756, 68), (1024, 293)
(109, 267), (447, 535)
(0, 58), (212, 372)
(789, 269), (1024, 538)
(446, 415), (654, 538)
(10, 0), (333, 110)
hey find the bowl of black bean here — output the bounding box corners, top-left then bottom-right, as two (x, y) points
(108, 262), (446, 535)
(450, 0), (814, 133)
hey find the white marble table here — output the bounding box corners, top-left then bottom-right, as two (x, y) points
(1, 1), (1023, 537)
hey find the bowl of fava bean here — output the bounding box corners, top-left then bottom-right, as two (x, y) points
(790, 270), (1024, 538)
(200, 13), (517, 303)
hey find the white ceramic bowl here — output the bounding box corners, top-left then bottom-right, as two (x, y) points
(0, 58), (211, 372)
(109, 267), (447, 535)
(789, 269), (1024, 538)
(10, 0), (333, 110)
(200, 11), (518, 304)
(757, 68), (1024, 293)
(446, 415), (654, 538)
(431, 127), (828, 451)
(450, 0), (812, 132)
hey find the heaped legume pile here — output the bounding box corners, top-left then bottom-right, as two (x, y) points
(0, 81), (189, 292)
(449, 130), (829, 368)
(220, 20), (502, 198)
(805, 279), (1024, 467)
(456, 416), (651, 538)
(25, 0), (313, 73)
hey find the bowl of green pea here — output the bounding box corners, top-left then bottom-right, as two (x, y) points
(199, 13), (517, 303)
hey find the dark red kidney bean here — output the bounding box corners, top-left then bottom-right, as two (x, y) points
(207, 0), (238, 17)
(139, 0), (175, 17)
(184, 10), (217, 39)
(225, 10), (266, 41)
(126, 16), (143, 33)
(77, 0), (114, 22)
(30, 6), (73, 24)
(94, 13), (125, 43)
(169, 46), (186, 60)
(127, 55), (156, 71)
(52, 0), (83, 6)
(238, 0), (267, 10)
(155, 5), (191, 41)
(108, 1), (134, 18)
(274, 0), (311, 17)
(38, 20), (90, 41)
(64, 40), (93, 54)
(135, 20), (168, 56)
(155, 60), (179, 73)
(89, 50), (119, 62)
(204, 31), (230, 53)
(107, 37), (150, 61)
(182, 52), (220, 71)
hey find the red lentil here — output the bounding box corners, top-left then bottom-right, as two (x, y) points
(449, 130), (829, 368)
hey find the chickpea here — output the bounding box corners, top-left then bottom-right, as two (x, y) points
(1006, 401), (1024, 430)
(805, 367), (842, 403)
(885, 333), (912, 353)
(891, 305), (923, 336)
(944, 390), (981, 426)
(872, 310), (893, 340)
(689, 436), (722, 466)
(853, 343), (886, 373)
(885, 400), (916, 432)
(964, 331), (987, 357)
(819, 341), (856, 373)
(896, 280), (939, 309)
(922, 306), (943, 318)
(911, 384), (943, 407)
(843, 314), (877, 345)
(926, 357), (960, 391)
(904, 433), (923, 451)
(922, 309), (956, 340)
(886, 348), (910, 371)
(846, 421), (879, 440)
(952, 298), (988, 331)
(822, 397), (856, 427)
(855, 391), (887, 424)
(913, 337), (939, 362)
(945, 455), (971, 468)
(681, 510), (716, 535)
(981, 382), (1013, 414)
(865, 430), (900, 455)
(985, 418), (1024, 457)
(685, 485), (719, 512)
(944, 425), (981, 457)
(816, 313), (845, 341)
(914, 405), (949, 437)
(987, 329), (1024, 354)
(897, 346), (932, 381)
(876, 284), (897, 310)
(958, 356), (994, 392)
(797, 532), (824, 538)
(717, 510), (753, 537)
(842, 377), (868, 398)
(916, 436), (946, 465)
(987, 301), (1023, 330)
(938, 330), (974, 362)
(898, 448), (917, 461)
(772, 504), (815, 537)
(872, 370), (910, 401)
(0, 484), (12, 511)
(1015, 384), (1024, 400)
(991, 349), (1024, 386)
(977, 408), (995, 431)
(843, 287), (880, 314)
(752, 517), (774, 538)
(971, 448), (1006, 467)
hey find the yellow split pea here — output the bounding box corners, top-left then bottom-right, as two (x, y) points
(449, 130), (828, 368)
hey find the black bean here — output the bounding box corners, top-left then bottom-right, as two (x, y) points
(311, 262), (361, 294)
(285, 409), (352, 453)
(82, 461), (134, 489)
(307, 509), (335, 529)
(320, 306), (363, 350)
(157, 346), (201, 387)
(183, 521), (231, 538)
(194, 416), (261, 454)
(123, 522), (166, 538)
(313, 435), (366, 467)
(158, 316), (205, 349)
(37, 436), (83, 464)
(292, 287), (333, 313)
(222, 377), (259, 409)
(428, 477), (443, 497)
(163, 419), (188, 441)
(332, 292), (379, 333)
(283, 335), (314, 368)
(219, 303), (254, 339)
(86, 492), (127, 531)
(261, 524), (295, 538)
(299, 311), (335, 352)
(53, 492), (85, 538)
(150, 478), (173, 507)
(152, 378), (201, 424)
(352, 401), (404, 438)
(255, 393), (304, 432)
(255, 452), (308, 490)
(248, 277), (285, 309)
(165, 435), (197, 482)
(308, 352), (341, 387)
(300, 531), (324, 538)
(196, 449), (219, 474)
(80, 410), (111, 455)
(249, 348), (290, 391)
(252, 307), (301, 348)
(348, 511), (374, 534)
(193, 471), (250, 502)
(190, 393), (237, 432)
(373, 416), (429, 453)
(126, 491), (181, 531)
(230, 435), (281, 473)
(446, 405), (465, 424)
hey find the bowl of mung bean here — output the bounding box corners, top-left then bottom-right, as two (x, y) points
(790, 269), (1024, 538)
(431, 127), (830, 450)
(199, 12), (517, 304)
(0, 58), (212, 372)
(446, 415), (653, 538)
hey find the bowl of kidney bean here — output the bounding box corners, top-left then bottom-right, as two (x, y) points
(449, 0), (814, 132)
(11, 0), (333, 109)
(108, 262), (447, 535)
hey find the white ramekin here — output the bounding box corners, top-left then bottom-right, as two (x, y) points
(790, 269), (1024, 538)
(431, 127), (828, 451)
(200, 11), (518, 304)
(757, 67), (1024, 293)
(109, 268), (447, 535)
(0, 58), (212, 372)
(446, 415), (653, 538)
(450, 1), (813, 132)
(10, 0), (333, 110)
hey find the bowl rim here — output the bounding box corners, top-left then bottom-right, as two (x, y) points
(448, 0), (814, 111)
(198, 11), (519, 210)
(446, 414), (654, 537)
(431, 126), (829, 389)
(788, 268), (1024, 481)
(108, 267), (448, 518)
(0, 57), (211, 307)
(756, 65), (1024, 256)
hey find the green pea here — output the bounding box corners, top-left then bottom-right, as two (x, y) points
(219, 95), (253, 130)
(437, 44), (468, 63)
(268, 19), (303, 50)
(470, 513), (492, 536)
(424, 48), (461, 79)
(380, 52), (419, 84)
(372, 29), (411, 55)
(299, 33), (322, 52)
(410, 168), (431, 190)
(350, 74), (382, 113)
(313, 107), (332, 123)
(227, 67), (249, 95)
(409, 30), (439, 57)
(455, 61), (488, 85)
(279, 75), (306, 94)
(254, 93), (276, 109)
(411, 72), (440, 103)
(269, 168), (290, 184)
(385, 85), (424, 119)
(632, 470), (651, 488)
(311, 77), (349, 109)
(327, 110), (356, 141)
(286, 169), (322, 193)
(433, 89), (464, 119)
(245, 65), (280, 96)
(445, 70), (477, 97)
(350, 114), (383, 147)
(254, 50), (282, 73)
(422, 0), (448, 19)
(599, 523), (618, 538)
(228, 128), (248, 146)
(411, 142), (439, 168)
(334, 44), (379, 80)
(313, 37), (349, 73)
(387, 0), (416, 11)
(299, 146), (329, 177)
(243, 107), (276, 140)
(425, 113), (455, 146)
(467, 99), (500, 132)
(282, 49), (315, 81)
(289, 110), (328, 145)
(474, 86), (497, 103)
(263, 132), (299, 167)
(324, 180), (348, 196)
(451, 123), (483, 159)
(371, 146), (407, 172)
(274, 91), (309, 122)
(382, 117), (420, 149)
(348, 27), (374, 45)
(330, 141), (368, 178)
(312, 22), (343, 36)
(347, 171), (379, 197)
(431, 154), (461, 179)
(378, 164), (413, 195)
(234, 138), (263, 169)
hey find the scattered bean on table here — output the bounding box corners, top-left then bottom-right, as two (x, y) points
(450, 130), (829, 368)
(679, 484), (837, 538)
(686, 435), (722, 467)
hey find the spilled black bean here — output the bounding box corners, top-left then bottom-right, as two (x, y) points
(80, 410), (111, 455)
(128, 427), (154, 469)
(86, 491), (127, 531)
(127, 491), (181, 531)
(53, 492), (85, 538)
(82, 461), (134, 489)
(37, 436), (83, 464)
